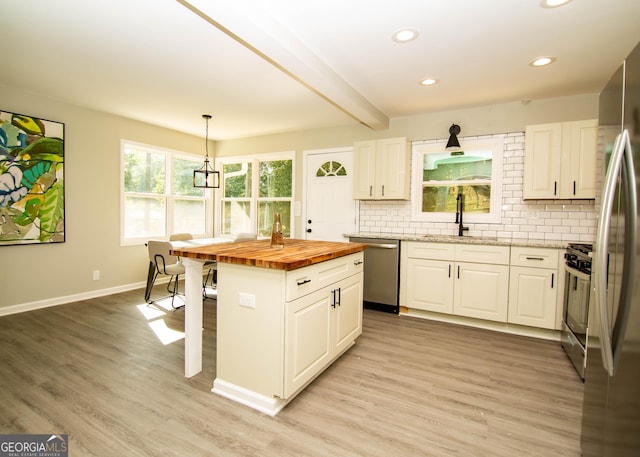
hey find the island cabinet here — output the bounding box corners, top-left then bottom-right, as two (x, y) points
(523, 119), (597, 199)
(508, 247), (561, 330)
(404, 242), (510, 323)
(353, 137), (410, 200)
(213, 251), (363, 416)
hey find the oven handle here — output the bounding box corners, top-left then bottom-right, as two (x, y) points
(564, 264), (590, 282)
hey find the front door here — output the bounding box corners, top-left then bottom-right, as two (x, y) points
(303, 148), (356, 241)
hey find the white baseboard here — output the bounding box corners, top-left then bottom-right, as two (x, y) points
(0, 281), (148, 317)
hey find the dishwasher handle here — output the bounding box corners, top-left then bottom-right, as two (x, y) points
(362, 243), (398, 249)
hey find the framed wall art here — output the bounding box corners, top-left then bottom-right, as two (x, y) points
(0, 110), (65, 245)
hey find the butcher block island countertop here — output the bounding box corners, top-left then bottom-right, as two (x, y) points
(171, 238), (366, 270)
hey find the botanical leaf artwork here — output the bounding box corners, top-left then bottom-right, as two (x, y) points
(0, 111), (65, 244)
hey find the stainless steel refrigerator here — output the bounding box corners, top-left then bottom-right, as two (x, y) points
(581, 41), (640, 456)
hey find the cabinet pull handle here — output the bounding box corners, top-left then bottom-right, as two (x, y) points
(554, 181), (557, 195)
(297, 278), (311, 286)
(526, 257), (544, 261)
(337, 287), (341, 307)
(457, 265), (460, 279)
(331, 289), (341, 308)
(382, 185), (385, 197)
(369, 185), (372, 197)
(551, 273), (555, 289)
(354, 260), (363, 266)
(448, 264), (451, 278)
(573, 180), (576, 195)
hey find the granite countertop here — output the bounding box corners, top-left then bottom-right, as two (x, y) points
(171, 239), (365, 271)
(346, 233), (568, 249)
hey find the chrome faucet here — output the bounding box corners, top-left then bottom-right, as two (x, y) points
(455, 192), (469, 237)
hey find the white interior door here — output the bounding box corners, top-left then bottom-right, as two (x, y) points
(303, 148), (356, 241)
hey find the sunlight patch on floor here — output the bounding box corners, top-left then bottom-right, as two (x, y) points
(136, 300), (185, 345)
(147, 319), (185, 345)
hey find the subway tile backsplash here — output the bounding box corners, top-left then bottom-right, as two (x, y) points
(357, 132), (597, 243)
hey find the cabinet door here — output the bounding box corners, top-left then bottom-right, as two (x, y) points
(405, 258), (454, 314)
(333, 272), (363, 355)
(353, 140), (376, 199)
(523, 123), (562, 199)
(453, 262), (509, 322)
(284, 286), (332, 398)
(376, 137), (409, 200)
(508, 266), (558, 329)
(563, 119), (597, 199)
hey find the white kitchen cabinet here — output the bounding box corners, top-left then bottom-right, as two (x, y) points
(353, 137), (410, 200)
(508, 247), (560, 330)
(214, 252), (363, 416)
(405, 258), (454, 314)
(523, 119), (597, 199)
(453, 261), (509, 322)
(284, 272), (362, 398)
(403, 242), (509, 323)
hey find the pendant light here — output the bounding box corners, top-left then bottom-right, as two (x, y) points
(446, 124), (464, 156)
(193, 114), (220, 188)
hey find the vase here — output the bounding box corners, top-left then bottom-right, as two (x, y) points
(270, 212), (284, 249)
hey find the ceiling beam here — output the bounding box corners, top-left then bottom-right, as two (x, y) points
(177, 0), (389, 131)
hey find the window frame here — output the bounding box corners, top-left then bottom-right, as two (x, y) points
(411, 136), (504, 224)
(120, 139), (213, 246)
(216, 150), (295, 238)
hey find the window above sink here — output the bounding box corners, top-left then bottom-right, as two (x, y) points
(411, 135), (505, 224)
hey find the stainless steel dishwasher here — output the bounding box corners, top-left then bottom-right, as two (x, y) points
(349, 237), (400, 314)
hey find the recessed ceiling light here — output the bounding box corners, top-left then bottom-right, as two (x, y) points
(419, 78), (439, 86)
(530, 56), (556, 67)
(392, 28), (419, 43)
(540, 0), (572, 8)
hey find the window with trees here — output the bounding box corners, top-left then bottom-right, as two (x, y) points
(411, 136), (504, 223)
(219, 152), (294, 237)
(121, 140), (211, 245)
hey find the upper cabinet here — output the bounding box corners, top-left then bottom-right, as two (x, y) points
(353, 137), (410, 200)
(523, 119), (597, 199)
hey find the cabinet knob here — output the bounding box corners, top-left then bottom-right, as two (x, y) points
(307, 219), (312, 224)
(306, 228), (312, 233)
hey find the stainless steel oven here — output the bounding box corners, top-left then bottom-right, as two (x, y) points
(561, 243), (593, 380)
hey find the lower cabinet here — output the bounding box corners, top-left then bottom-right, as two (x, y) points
(402, 242), (562, 330)
(507, 247), (560, 330)
(284, 272), (362, 398)
(404, 242), (510, 323)
(454, 262), (509, 322)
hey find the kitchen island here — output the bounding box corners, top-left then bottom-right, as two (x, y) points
(171, 239), (365, 415)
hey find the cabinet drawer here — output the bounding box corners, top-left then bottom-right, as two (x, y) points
(510, 246), (559, 269)
(285, 252), (364, 302)
(455, 244), (510, 265)
(406, 241), (456, 260)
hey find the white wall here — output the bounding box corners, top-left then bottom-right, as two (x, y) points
(0, 85), (204, 313)
(0, 85), (598, 313)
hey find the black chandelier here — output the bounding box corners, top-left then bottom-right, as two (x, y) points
(193, 114), (220, 188)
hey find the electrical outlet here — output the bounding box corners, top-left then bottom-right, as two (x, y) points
(239, 292), (256, 308)
(92, 270), (100, 281)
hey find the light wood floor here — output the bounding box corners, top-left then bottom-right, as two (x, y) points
(0, 285), (584, 456)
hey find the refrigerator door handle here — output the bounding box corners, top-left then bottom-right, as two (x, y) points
(612, 130), (637, 372)
(595, 132), (624, 376)
(594, 129), (638, 376)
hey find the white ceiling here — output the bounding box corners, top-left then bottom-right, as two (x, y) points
(2, 0), (640, 140)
